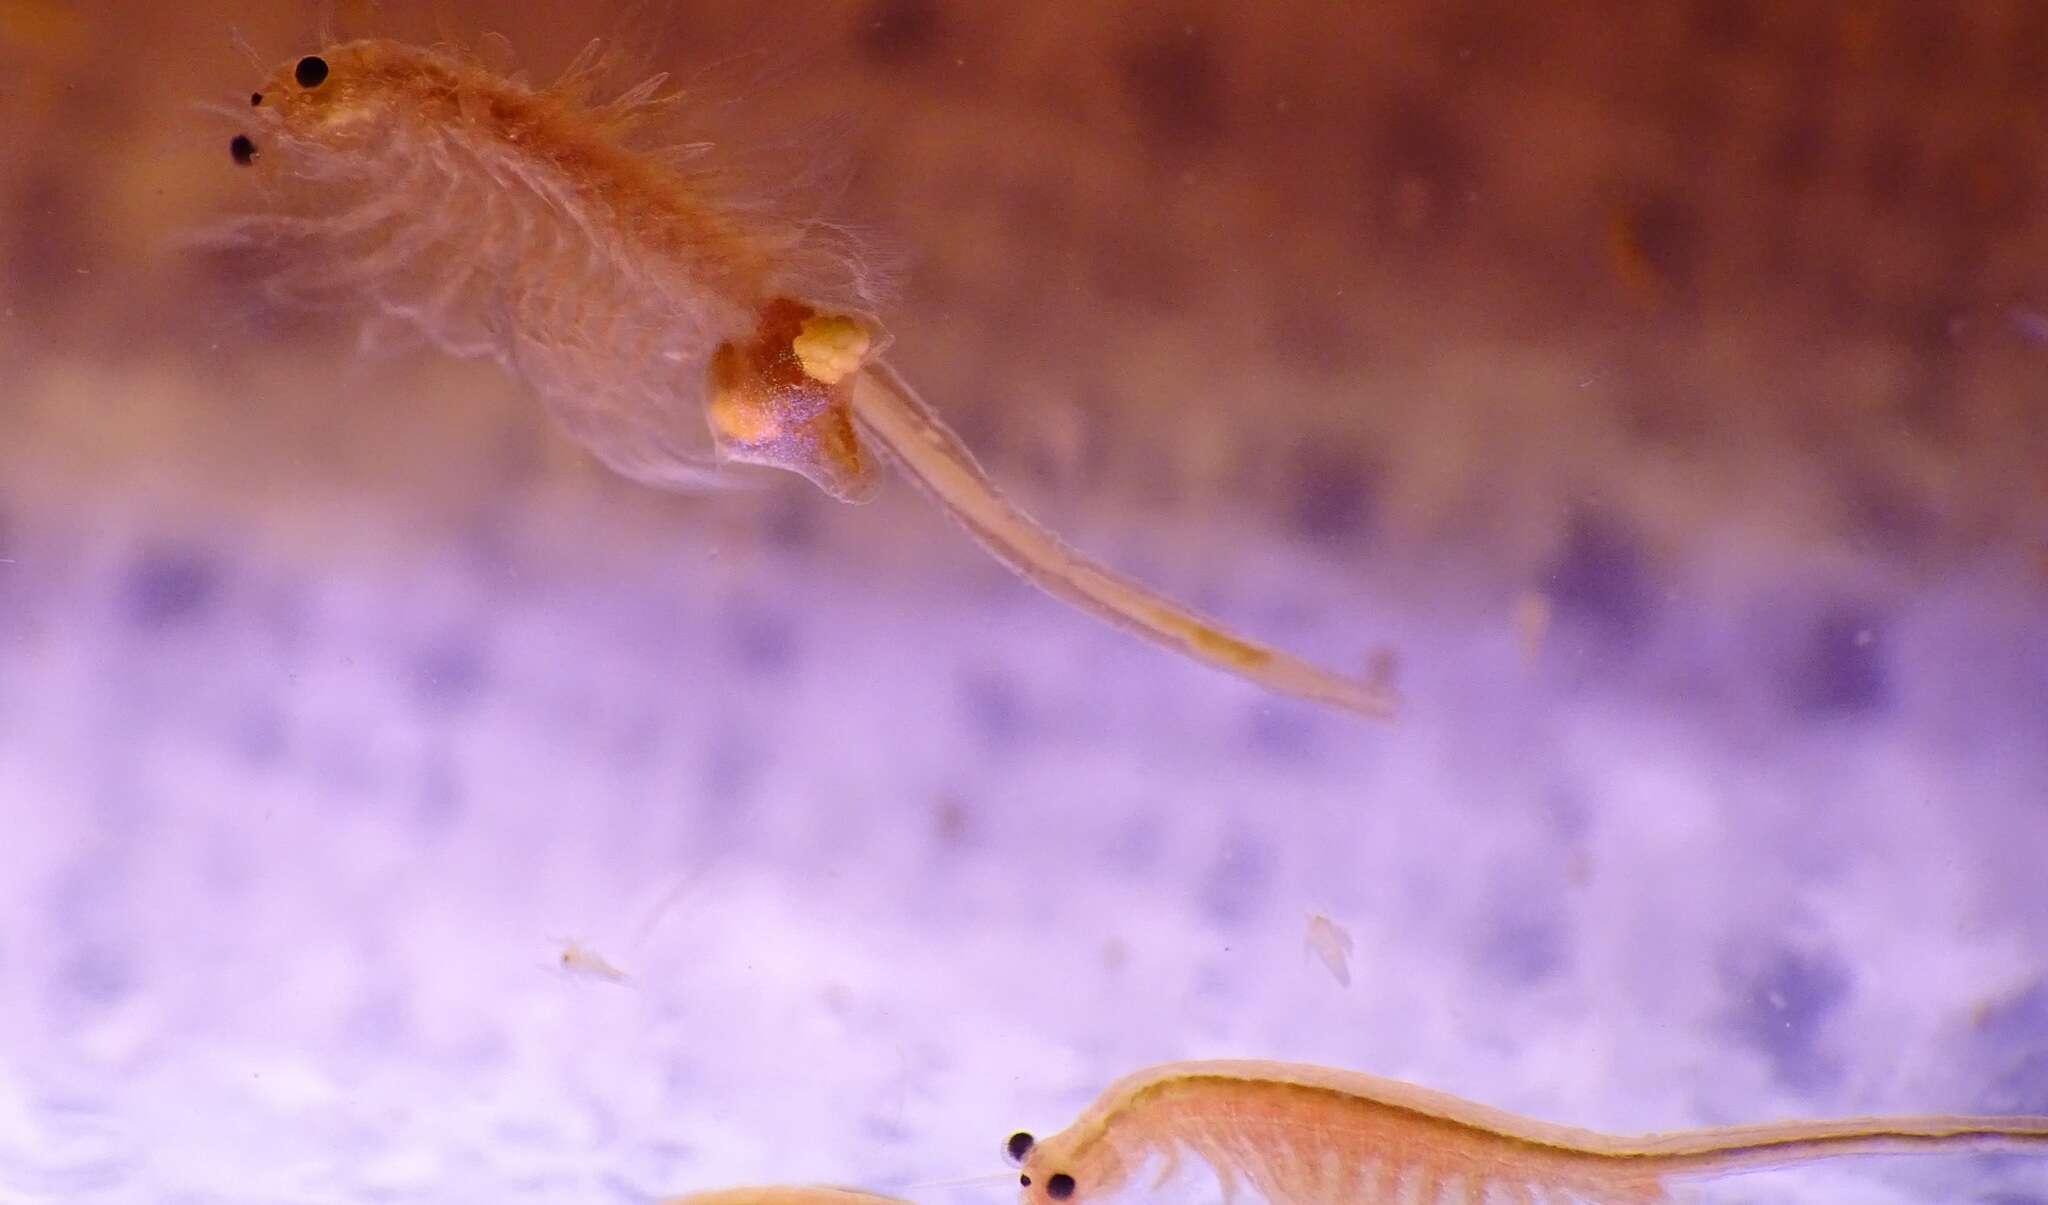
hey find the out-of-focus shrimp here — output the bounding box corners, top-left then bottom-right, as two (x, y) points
(551, 854), (723, 985)
(555, 940), (631, 984)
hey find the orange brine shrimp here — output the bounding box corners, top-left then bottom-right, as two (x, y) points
(1005, 1059), (2048, 1205)
(219, 38), (1398, 719)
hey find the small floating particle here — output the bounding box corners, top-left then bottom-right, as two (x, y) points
(1304, 912), (1354, 987)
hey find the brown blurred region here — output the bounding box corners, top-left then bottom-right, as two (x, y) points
(3, 0), (2045, 594)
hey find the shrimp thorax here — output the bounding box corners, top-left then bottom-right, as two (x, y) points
(705, 299), (887, 503)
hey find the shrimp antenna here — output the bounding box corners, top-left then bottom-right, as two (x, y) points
(226, 26), (266, 72)
(190, 99), (254, 122)
(626, 845), (733, 951)
(426, 0), (469, 57)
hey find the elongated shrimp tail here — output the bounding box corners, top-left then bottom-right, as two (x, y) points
(1631, 1113), (2048, 1182)
(846, 362), (1399, 719)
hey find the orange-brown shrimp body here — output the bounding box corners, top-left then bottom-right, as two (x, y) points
(1006, 1059), (2048, 1205)
(226, 40), (1398, 717)
(234, 39), (875, 498)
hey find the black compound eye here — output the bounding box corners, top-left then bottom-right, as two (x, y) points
(250, 91), (263, 106)
(1046, 1174), (1075, 1200)
(295, 55), (329, 88)
(229, 134), (257, 166)
(1005, 1132), (1035, 1165)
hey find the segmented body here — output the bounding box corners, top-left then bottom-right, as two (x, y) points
(234, 38), (866, 491)
(1011, 1060), (2048, 1205)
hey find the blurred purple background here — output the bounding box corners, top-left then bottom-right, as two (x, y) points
(1, 1), (2044, 1202)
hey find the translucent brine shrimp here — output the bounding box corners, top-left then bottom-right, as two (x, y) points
(555, 940), (630, 984)
(222, 38), (1397, 719)
(1005, 1059), (2048, 1205)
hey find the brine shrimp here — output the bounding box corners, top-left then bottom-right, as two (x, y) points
(554, 940), (631, 984)
(551, 853), (724, 984)
(219, 37), (1398, 719)
(1005, 1059), (2048, 1205)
